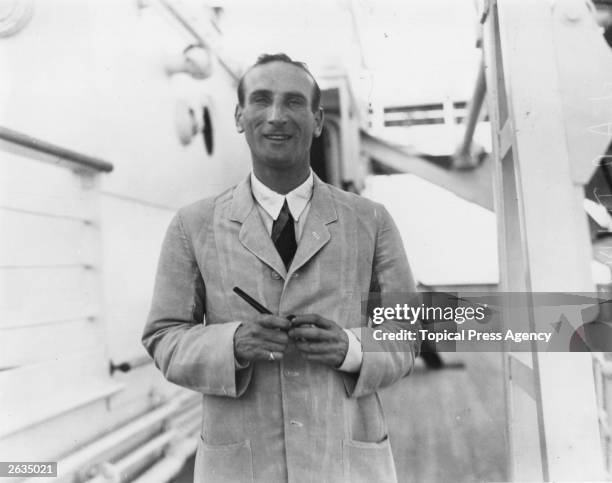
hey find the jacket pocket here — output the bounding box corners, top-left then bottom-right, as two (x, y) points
(194, 436), (254, 483)
(343, 436), (397, 483)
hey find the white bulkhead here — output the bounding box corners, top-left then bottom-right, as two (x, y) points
(0, 1), (251, 479)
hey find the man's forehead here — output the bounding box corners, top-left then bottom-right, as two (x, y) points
(242, 62), (315, 96)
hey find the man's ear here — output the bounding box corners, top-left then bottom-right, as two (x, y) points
(313, 107), (324, 137)
(235, 104), (244, 133)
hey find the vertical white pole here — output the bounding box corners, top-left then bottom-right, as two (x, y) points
(482, 0), (607, 479)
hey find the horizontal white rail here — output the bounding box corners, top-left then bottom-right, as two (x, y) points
(23, 392), (200, 482)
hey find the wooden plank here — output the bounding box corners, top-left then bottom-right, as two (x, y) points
(0, 318), (103, 368)
(0, 209), (97, 266)
(0, 351), (122, 437)
(0, 267), (98, 328)
(0, 151), (94, 220)
(381, 352), (508, 483)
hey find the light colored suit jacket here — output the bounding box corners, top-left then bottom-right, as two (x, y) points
(142, 174), (418, 483)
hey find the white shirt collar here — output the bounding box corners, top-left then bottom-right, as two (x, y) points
(250, 170), (314, 221)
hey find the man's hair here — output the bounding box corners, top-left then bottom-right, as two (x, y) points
(237, 53), (321, 112)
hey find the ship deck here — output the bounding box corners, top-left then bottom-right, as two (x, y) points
(382, 351), (508, 483)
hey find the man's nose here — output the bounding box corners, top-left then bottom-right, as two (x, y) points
(267, 102), (287, 124)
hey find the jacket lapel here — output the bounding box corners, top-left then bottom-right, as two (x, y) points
(289, 175), (338, 275)
(229, 176), (287, 277)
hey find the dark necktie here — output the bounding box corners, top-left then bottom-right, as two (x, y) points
(271, 200), (297, 268)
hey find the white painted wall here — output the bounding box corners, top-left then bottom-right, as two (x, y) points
(0, 0), (251, 463)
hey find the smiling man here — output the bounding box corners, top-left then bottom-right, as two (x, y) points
(142, 53), (418, 483)
(235, 56), (322, 195)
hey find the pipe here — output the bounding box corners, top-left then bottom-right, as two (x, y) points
(41, 393), (199, 482)
(85, 430), (180, 483)
(131, 437), (198, 483)
(86, 416), (200, 483)
(453, 60), (486, 169)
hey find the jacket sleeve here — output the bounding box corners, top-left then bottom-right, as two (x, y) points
(141, 211), (252, 397)
(343, 204), (420, 398)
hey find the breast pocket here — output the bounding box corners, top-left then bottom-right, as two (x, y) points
(342, 436), (397, 483)
(194, 436), (254, 483)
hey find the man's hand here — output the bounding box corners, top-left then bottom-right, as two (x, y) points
(234, 315), (291, 364)
(288, 314), (349, 368)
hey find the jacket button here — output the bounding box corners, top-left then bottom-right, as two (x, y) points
(271, 271), (281, 280)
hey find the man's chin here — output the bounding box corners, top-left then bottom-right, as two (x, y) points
(260, 155), (299, 168)
(251, 149), (308, 171)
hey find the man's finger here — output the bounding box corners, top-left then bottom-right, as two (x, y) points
(257, 315), (291, 331)
(260, 328), (289, 345)
(290, 314), (331, 329)
(263, 342), (287, 353)
(295, 341), (337, 354)
(288, 326), (329, 341)
(301, 353), (337, 365)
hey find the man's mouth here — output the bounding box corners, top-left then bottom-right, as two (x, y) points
(263, 134), (292, 141)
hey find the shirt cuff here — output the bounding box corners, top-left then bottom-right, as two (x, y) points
(338, 328), (363, 372)
(233, 322), (251, 370)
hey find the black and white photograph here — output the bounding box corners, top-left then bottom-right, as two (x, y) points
(1, 0), (612, 481)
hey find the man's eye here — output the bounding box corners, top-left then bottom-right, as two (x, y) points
(288, 98), (305, 107)
(251, 96), (270, 105)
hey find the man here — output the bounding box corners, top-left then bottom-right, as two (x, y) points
(142, 53), (418, 483)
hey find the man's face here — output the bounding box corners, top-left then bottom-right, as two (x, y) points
(235, 62), (323, 173)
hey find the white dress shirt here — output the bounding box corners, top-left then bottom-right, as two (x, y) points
(249, 170), (363, 372)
